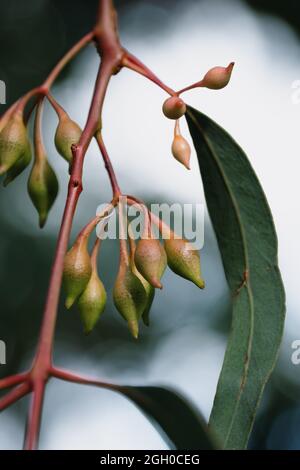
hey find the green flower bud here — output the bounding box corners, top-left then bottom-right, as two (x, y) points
(27, 157), (59, 228)
(0, 118), (5, 134)
(164, 238), (205, 289)
(78, 269), (107, 335)
(134, 238), (167, 289)
(202, 62), (234, 90)
(3, 144), (31, 186)
(172, 134), (191, 170)
(63, 235), (92, 309)
(113, 264), (147, 338)
(162, 97), (186, 120)
(131, 261), (155, 327)
(55, 115), (82, 163)
(0, 112), (31, 176)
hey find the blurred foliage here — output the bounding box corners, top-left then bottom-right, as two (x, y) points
(2, 0), (300, 111)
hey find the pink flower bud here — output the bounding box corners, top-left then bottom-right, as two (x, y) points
(202, 62), (234, 90)
(172, 135), (191, 170)
(162, 96), (186, 120)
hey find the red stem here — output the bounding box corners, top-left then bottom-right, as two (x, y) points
(43, 32), (94, 90)
(1, 32), (92, 133)
(0, 383), (31, 412)
(126, 195), (151, 239)
(127, 196), (173, 239)
(96, 131), (122, 199)
(0, 373), (29, 390)
(51, 367), (117, 391)
(22, 0), (123, 449)
(122, 52), (176, 96)
(177, 80), (204, 95)
(118, 201), (130, 265)
(1, 0), (178, 450)
(24, 381), (46, 450)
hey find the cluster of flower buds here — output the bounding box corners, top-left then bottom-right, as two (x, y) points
(63, 218), (107, 334)
(162, 62), (234, 171)
(0, 61), (231, 337)
(62, 202), (205, 338)
(0, 94), (83, 226)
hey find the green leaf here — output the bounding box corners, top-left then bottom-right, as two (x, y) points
(186, 106), (285, 449)
(115, 385), (216, 450)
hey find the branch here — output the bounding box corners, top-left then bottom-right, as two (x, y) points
(95, 131), (121, 199)
(43, 32), (94, 90)
(1, 0), (179, 451)
(0, 383), (31, 412)
(22, 0), (124, 450)
(1, 32), (93, 126)
(24, 381), (46, 450)
(0, 373), (29, 391)
(51, 367), (118, 391)
(122, 52), (175, 96)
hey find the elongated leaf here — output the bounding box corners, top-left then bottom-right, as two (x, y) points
(186, 106), (285, 449)
(115, 385), (216, 450)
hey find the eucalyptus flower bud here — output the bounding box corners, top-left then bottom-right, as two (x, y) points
(172, 134), (191, 170)
(63, 235), (92, 309)
(132, 264), (155, 327)
(134, 238), (167, 289)
(0, 112), (31, 176)
(162, 96), (186, 120)
(202, 62), (234, 90)
(164, 238), (205, 289)
(28, 157), (59, 228)
(3, 145), (31, 186)
(129, 230), (155, 326)
(0, 118), (5, 134)
(78, 268), (107, 335)
(55, 114), (82, 163)
(113, 264), (147, 339)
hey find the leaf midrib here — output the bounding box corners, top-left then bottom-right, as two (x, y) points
(187, 109), (255, 447)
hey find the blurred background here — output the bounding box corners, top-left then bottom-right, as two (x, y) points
(0, 0), (300, 450)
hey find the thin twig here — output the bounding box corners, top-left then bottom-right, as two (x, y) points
(0, 383), (31, 412)
(1, 0), (178, 450)
(122, 52), (175, 96)
(51, 367), (118, 391)
(22, 0), (124, 449)
(0, 373), (29, 391)
(95, 131), (122, 199)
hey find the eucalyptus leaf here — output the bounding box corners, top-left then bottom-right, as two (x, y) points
(186, 106), (285, 449)
(114, 385), (216, 450)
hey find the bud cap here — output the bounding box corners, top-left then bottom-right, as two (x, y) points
(162, 97), (187, 120)
(202, 62), (234, 90)
(164, 238), (205, 289)
(113, 265), (147, 338)
(131, 261), (155, 327)
(134, 238), (167, 289)
(3, 145), (31, 186)
(63, 236), (92, 309)
(55, 115), (82, 163)
(78, 270), (107, 335)
(172, 135), (191, 170)
(28, 157), (59, 227)
(0, 112), (31, 176)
